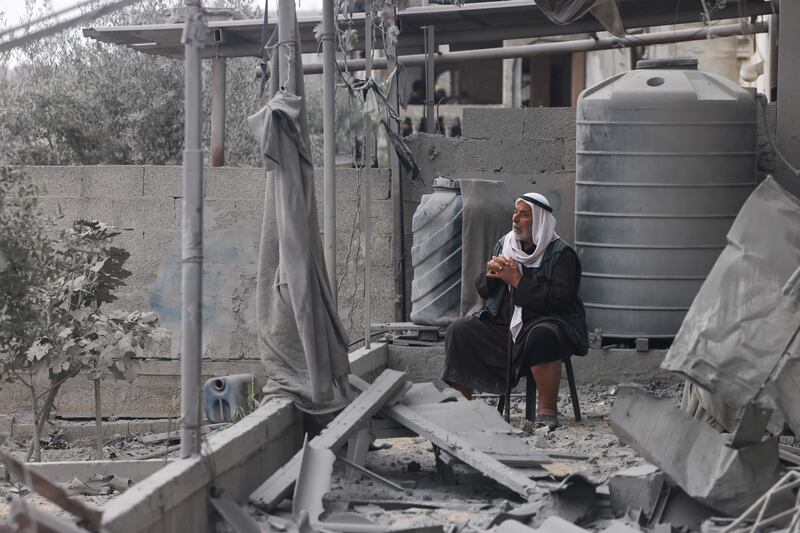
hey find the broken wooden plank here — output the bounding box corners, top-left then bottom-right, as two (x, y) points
(0, 450), (102, 532)
(350, 376), (544, 501)
(249, 369), (408, 511)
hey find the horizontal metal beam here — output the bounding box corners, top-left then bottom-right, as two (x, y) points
(82, 0), (776, 59)
(302, 21), (768, 74)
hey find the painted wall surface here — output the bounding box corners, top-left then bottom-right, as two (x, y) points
(23, 165), (394, 362)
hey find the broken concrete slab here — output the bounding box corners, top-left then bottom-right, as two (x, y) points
(0, 450), (103, 532)
(406, 400), (550, 466)
(103, 397), (301, 533)
(292, 439), (336, 527)
(250, 369), (408, 511)
(497, 516), (589, 533)
(209, 497), (261, 533)
(662, 177), (800, 433)
(608, 464), (666, 518)
(609, 385), (780, 515)
(1, 459), (166, 485)
(350, 376), (546, 502)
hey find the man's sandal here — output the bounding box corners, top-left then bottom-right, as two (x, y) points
(532, 414), (559, 430)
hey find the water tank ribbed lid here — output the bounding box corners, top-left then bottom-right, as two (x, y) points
(635, 57), (699, 70)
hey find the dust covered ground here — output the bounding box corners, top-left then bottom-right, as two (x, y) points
(243, 379), (684, 532)
(0, 381), (683, 530)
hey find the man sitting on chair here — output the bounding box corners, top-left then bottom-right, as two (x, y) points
(442, 192), (589, 429)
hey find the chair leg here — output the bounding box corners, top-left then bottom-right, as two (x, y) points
(525, 370), (536, 422)
(564, 357), (581, 422)
(496, 394), (505, 415)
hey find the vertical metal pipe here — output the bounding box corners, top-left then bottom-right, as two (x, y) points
(180, 0), (205, 459)
(278, 0), (294, 93)
(424, 25), (435, 133)
(776, 0), (800, 198)
(322, 0), (337, 303)
(384, 6), (406, 321)
(363, 2), (373, 349)
(210, 57), (226, 167)
(767, 14), (778, 103)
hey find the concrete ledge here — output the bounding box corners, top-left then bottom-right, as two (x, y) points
(101, 397), (301, 533)
(387, 343), (676, 387)
(0, 418), (185, 441)
(348, 342), (389, 378)
(4, 460), (168, 484)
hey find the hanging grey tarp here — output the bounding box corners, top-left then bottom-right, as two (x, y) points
(248, 92), (351, 414)
(661, 176), (800, 433)
(536, 0), (624, 36)
(459, 180), (513, 317)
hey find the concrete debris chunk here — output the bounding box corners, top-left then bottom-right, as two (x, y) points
(350, 375), (545, 502)
(209, 497), (262, 533)
(608, 464), (666, 519)
(249, 368), (408, 511)
(609, 385), (780, 515)
(292, 438), (336, 527)
(497, 516), (589, 533)
(0, 449), (103, 532)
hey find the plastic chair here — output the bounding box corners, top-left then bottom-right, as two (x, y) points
(496, 356), (582, 423)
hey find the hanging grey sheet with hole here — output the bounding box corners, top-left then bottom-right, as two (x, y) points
(248, 93), (351, 414)
(661, 176), (800, 434)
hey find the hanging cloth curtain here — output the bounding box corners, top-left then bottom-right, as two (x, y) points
(248, 0), (350, 414)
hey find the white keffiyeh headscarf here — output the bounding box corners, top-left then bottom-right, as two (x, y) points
(500, 192), (559, 342)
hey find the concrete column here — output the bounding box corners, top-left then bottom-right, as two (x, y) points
(776, 1), (800, 198)
(210, 57), (226, 167)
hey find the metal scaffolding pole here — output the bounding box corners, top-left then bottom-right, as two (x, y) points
(278, 0), (295, 93)
(384, 6), (407, 322)
(363, 3), (373, 349)
(424, 25), (435, 133)
(776, 0), (800, 198)
(303, 21), (767, 74)
(210, 57), (226, 167)
(322, 0), (337, 303)
(180, 0), (205, 459)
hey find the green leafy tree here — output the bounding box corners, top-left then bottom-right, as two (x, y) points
(0, 0), (359, 167)
(0, 168), (168, 461)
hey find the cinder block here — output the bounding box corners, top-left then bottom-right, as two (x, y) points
(608, 464), (666, 518)
(463, 108), (524, 140)
(522, 107), (576, 140)
(79, 166), (144, 198)
(502, 139), (565, 173)
(143, 165), (184, 198)
(112, 197), (177, 230)
(205, 167), (265, 199)
(563, 138), (576, 171)
(23, 166), (81, 197)
(458, 139), (505, 173)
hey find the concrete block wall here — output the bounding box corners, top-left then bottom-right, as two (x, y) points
(404, 107), (577, 244)
(24, 165), (394, 363)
